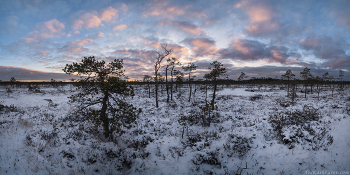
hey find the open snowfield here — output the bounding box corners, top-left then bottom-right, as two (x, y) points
(1, 84), (350, 175)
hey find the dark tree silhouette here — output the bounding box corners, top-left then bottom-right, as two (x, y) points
(143, 75), (152, 98)
(182, 62), (197, 102)
(63, 56), (140, 139)
(300, 67), (313, 98)
(166, 57), (181, 101)
(281, 69), (295, 95)
(238, 72), (248, 81)
(10, 77), (16, 82)
(154, 45), (172, 108)
(205, 61), (226, 110)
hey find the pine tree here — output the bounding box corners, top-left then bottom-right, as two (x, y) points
(182, 63), (197, 102)
(63, 56), (141, 139)
(300, 67), (313, 98)
(205, 61), (226, 110)
(281, 69), (295, 95)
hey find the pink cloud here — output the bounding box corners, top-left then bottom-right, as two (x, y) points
(245, 21), (278, 35)
(100, 6), (118, 22)
(23, 37), (38, 43)
(72, 7), (118, 30)
(246, 5), (273, 22)
(113, 24), (127, 30)
(144, 1), (185, 19)
(191, 38), (215, 48)
(67, 39), (93, 46)
(28, 19), (65, 39)
(72, 12), (101, 30)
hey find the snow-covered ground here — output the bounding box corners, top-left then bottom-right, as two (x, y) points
(1, 84), (349, 174)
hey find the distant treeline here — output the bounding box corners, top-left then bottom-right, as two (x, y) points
(1, 79), (348, 86)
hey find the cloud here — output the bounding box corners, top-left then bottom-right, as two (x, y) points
(299, 35), (350, 69)
(329, 1), (350, 27)
(84, 32), (104, 39)
(143, 1), (185, 19)
(57, 39), (93, 54)
(23, 37), (38, 43)
(300, 35), (349, 59)
(246, 5), (273, 23)
(113, 24), (127, 30)
(113, 49), (157, 60)
(67, 39), (93, 46)
(0, 65), (80, 81)
(219, 39), (301, 64)
(72, 12), (101, 30)
(100, 6), (118, 22)
(236, 0), (303, 38)
(28, 19), (65, 39)
(72, 7), (118, 30)
(159, 21), (204, 35)
(182, 37), (217, 57)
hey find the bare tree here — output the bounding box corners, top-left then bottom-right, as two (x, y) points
(154, 45), (172, 108)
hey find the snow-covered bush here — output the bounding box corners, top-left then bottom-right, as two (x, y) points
(269, 105), (333, 149)
(28, 84), (43, 93)
(223, 134), (253, 157)
(192, 149), (221, 167)
(0, 101), (17, 113)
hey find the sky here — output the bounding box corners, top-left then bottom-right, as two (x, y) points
(0, 0), (349, 81)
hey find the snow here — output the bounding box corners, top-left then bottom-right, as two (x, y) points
(1, 84), (350, 174)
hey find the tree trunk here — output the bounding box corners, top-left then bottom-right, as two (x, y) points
(188, 73), (192, 102)
(155, 70), (159, 108)
(287, 78), (290, 95)
(211, 78), (217, 110)
(170, 68), (173, 101)
(166, 67), (169, 103)
(101, 92), (110, 138)
(205, 81), (208, 103)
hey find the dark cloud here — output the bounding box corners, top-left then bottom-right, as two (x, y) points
(0, 65), (80, 81)
(159, 21), (204, 35)
(218, 39), (301, 64)
(300, 35), (350, 69)
(181, 37), (217, 57)
(328, 0), (350, 27)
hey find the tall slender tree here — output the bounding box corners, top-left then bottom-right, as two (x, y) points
(154, 45), (172, 108)
(143, 75), (152, 98)
(281, 69), (295, 95)
(339, 69), (344, 89)
(300, 67), (313, 98)
(205, 61), (226, 110)
(174, 70), (184, 91)
(167, 57), (181, 101)
(182, 62), (197, 102)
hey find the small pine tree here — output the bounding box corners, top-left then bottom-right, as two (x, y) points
(182, 63), (197, 102)
(205, 61), (226, 110)
(281, 69), (295, 95)
(300, 67), (313, 98)
(63, 56), (141, 139)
